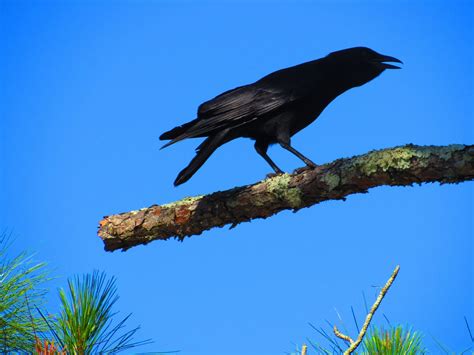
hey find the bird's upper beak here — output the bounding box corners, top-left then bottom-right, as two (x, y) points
(373, 54), (403, 69)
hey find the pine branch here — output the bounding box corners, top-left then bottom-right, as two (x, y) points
(333, 265), (400, 355)
(98, 144), (474, 252)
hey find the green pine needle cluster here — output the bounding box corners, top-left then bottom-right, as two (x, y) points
(0, 233), (49, 352)
(0, 233), (151, 353)
(292, 325), (427, 355)
(52, 271), (152, 354)
(360, 326), (426, 354)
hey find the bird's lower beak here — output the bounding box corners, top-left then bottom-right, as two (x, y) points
(374, 54), (403, 69)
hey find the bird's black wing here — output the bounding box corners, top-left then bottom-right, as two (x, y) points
(161, 85), (295, 148)
(195, 85), (293, 133)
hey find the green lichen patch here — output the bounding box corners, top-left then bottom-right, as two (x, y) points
(129, 206), (150, 215)
(355, 145), (434, 176)
(321, 172), (341, 190)
(436, 144), (465, 160)
(161, 195), (204, 209)
(265, 173), (302, 208)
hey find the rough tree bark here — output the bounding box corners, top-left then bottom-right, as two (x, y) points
(98, 144), (474, 252)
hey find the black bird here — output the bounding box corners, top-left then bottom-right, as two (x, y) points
(160, 47), (402, 186)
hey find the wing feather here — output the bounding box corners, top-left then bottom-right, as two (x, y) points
(161, 85), (295, 148)
(188, 85), (292, 137)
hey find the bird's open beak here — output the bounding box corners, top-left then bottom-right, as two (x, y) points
(374, 54), (403, 69)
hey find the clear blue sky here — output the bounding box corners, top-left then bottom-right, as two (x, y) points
(1, 1), (472, 354)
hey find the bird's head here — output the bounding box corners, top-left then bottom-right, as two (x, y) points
(326, 47), (402, 87)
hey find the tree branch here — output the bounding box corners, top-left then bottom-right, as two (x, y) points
(334, 265), (400, 355)
(98, 144), (474, 252)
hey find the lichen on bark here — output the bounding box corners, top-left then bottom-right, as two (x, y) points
(265, 173), (303, 209)
(98, 144), (474, 252)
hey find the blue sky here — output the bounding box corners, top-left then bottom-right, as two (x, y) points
(1, 1), (472, 354)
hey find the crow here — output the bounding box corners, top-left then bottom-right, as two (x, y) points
(160, 47), (402, 186)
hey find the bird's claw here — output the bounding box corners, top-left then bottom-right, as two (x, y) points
(266, 171), (284, 179)
(293, 164), (317, 174)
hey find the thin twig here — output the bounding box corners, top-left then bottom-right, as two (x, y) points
(344, 265), (400, 355)
(334, 326), (354, 344)
(301, 343), (307, 355)
(333, 325), (354, 344)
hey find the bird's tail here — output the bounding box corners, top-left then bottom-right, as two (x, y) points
(174, 130), (229, 186)
(159, 118), (200, 149)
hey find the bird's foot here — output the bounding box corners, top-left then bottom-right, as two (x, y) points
(293, 166), (311, 174)
(293, 164), (318, 174)
(266, 171), (284, 179)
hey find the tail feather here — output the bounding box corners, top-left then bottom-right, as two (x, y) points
(174, 130), (229, 186)
(159, 118), (199, 140)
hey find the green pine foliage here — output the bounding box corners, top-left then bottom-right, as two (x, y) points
(360, 326), (426, 354)
(0, 233), (49, 352)
(293, 325), (427, 354)
(53, 270), (151, 354)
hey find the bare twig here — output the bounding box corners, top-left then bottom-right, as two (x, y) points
(333, 325), (354, 344)
(301, 343), (307, 355)
(334, 265), (400, 355)
(98, 144), (474, 251)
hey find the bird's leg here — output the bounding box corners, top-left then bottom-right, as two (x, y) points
(254, 141), (284, 175)
(279, 140), (317, 168)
